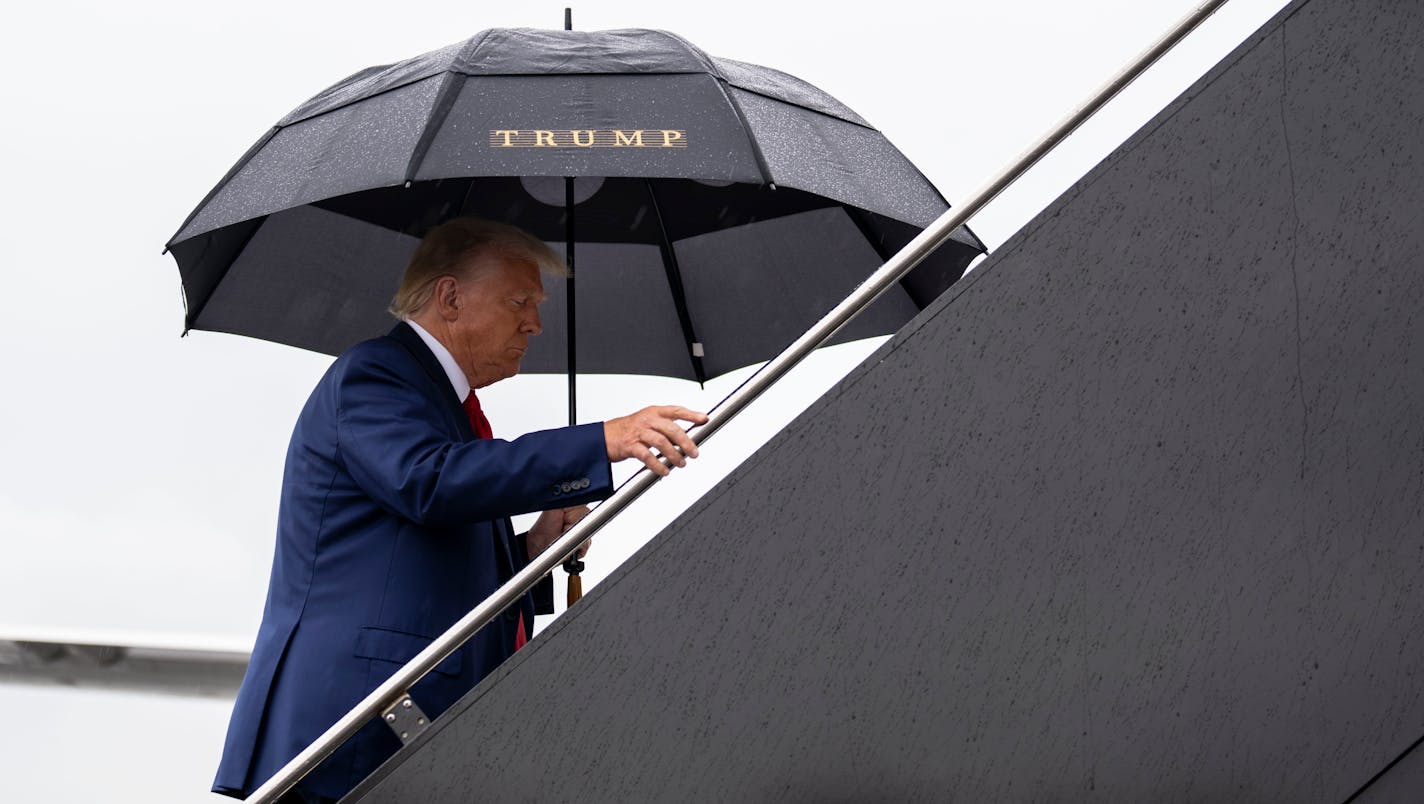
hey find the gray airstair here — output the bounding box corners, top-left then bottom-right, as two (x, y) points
(340, 0), (1424, 800)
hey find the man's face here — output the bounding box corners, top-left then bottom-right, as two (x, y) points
(446, 254), (546, 388)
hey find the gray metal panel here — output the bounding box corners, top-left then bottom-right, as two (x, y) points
(349, 0), (1424, 800)
(1351, 738), (1424, 804)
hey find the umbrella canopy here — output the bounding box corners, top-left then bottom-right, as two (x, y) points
(167, 27), (985, 382)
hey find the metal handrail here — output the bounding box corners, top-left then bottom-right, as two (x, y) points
(247, 1), (1230, 799)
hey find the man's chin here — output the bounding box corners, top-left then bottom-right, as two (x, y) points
(474, 364), (521, 389)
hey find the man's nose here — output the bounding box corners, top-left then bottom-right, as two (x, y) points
(524, 306), (542, 335)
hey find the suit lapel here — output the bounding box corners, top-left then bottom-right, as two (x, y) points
(387, 322), (476, 442)
(388, 323), (521, 583)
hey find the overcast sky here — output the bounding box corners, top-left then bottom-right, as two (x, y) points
(0, 0), (1290, 800)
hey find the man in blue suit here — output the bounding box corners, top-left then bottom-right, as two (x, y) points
(213, 218), (707, 802)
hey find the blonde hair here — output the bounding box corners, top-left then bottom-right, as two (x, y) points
(389, 218), (567, 319)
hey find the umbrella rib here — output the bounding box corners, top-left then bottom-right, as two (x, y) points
(709, 79), (776, 188)
(565, 178), (578, 423)
(165, 127), (279, 248)
(402, 73), (469, 185)
(843, 206), (894, 263)
(645, 180), (708, 385)
(843, 205), (917, 305)
(183, 217), (267, 333)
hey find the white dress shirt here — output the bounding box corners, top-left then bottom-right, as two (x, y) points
(405, 319), (472, 403)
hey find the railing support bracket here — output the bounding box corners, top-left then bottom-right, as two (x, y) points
(381, 694), (430, 745)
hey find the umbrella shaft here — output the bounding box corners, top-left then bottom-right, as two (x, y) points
(567, 177), (577, 425)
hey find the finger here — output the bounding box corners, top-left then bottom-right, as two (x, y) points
(670, 406), (709, 425)
(649, 429), (686, 466)
(632, 444), (669, 476)
(662, 421), (699, 459)
(565, 506), (589, 525)
(648, 418), (697, 460)
(643, 430), (686, 467)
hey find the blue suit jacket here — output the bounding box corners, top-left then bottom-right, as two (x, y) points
(213, 323), (612, 800)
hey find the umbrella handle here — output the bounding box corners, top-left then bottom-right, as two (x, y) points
(564, 558), (584, 607)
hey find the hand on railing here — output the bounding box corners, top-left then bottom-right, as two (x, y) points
(603, 405), (709, 475)
(528, 505), (591, 558)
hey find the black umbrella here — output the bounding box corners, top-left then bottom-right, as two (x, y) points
(166, 24), (985, 598)
(166, 26), (984, 385)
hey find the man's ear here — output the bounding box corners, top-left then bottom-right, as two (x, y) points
(434, 276), (461, 321)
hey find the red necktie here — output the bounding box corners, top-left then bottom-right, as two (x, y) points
(462, 391), (493, 440)
(463, 391), (526, 651)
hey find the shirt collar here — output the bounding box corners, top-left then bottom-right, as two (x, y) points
(405, 319), (472, 403)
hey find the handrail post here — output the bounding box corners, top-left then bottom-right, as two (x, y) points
(245, 1), (1231, 799)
